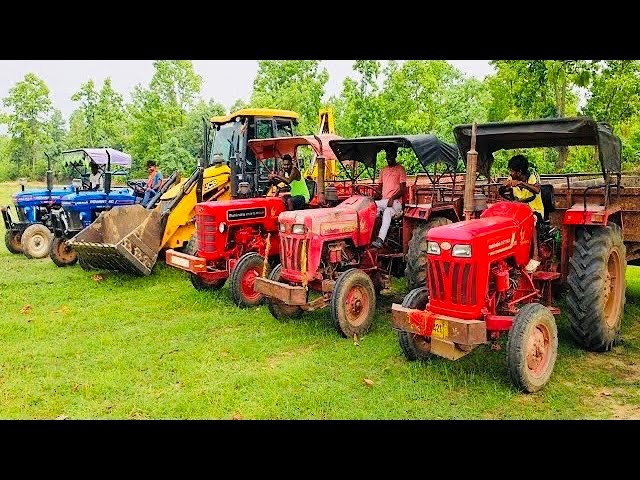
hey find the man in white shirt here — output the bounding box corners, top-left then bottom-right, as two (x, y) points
(88, 161), (103, 191)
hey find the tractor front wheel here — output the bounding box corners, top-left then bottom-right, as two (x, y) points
(230, 252), (270, 307)
(566, 224), (626, 352)
(405, 217), (452, 290)
(397, 287), (432, 361)
(21, 223), (52, 259)
(507, 303), (558, 393)
(331, 268), (376, 338)
(49, 237), (78, 267)
(183, 233), (226, 291)
(266, 264), (303, 320)
(4, 230), (23, 254)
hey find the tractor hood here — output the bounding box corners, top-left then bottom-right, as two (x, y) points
(60, 188), (137, 209)
(12, 185), (75, 206)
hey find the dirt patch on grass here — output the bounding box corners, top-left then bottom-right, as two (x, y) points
(266, 344), (318, 369)
(580, 350), (640, 419)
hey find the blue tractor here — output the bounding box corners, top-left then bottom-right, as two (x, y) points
(1, 153), (75, 258)
(48, 148), (139, 267)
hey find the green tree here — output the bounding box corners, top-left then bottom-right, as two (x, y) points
(128, 61), (203, 172)
(336, 60), (384, 138)
(250, 60), (329, 134)
(1, 73), (55, 175)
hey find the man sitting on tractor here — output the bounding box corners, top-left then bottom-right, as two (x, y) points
(371, 145), (407, 249)
(88, 160), (103, 191)
(268, 154), (310, 210)
(499, 154), (544, 272)
(141, 160), (163, 206)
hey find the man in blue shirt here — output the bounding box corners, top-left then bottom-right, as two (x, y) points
(142, 160), (163, 206)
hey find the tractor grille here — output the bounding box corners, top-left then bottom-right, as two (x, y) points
(428, 259), (477, 306)
(67, 211), (83, 231)
(197, 213), (216, 253)
(280, 234), (306, 272)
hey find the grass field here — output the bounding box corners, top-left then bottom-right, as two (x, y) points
(1, 181), (639, 419)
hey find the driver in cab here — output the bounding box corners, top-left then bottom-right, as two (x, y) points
(371, 145), (406, 249)
(499, 154), (544, 273)
(268, 154), (310, 210)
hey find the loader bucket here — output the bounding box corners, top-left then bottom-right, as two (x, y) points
(68, 204), (165, 276)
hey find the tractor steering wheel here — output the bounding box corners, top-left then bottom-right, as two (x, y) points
(127, 180), (146, 196)
(354, 184), (380, 198)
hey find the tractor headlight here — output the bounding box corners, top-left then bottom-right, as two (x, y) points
(292, 224), (306, 235)
(279, 223), (286, 232)
(218, 222), (226, 233)
(452, 244), (472, 258)
(427, 241), (440, 255)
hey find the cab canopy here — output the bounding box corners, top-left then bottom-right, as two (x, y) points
(453, 116), (622, 178)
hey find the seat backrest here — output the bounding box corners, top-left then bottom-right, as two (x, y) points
(540, 184), (556, 221)
(305, 179), (317, 201)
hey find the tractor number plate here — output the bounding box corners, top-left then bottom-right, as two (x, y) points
(431, 319), (448, 339)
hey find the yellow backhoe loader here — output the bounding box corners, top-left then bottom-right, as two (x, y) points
(69, 108), (334, 275)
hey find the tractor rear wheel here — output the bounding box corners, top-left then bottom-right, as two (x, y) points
(405, 217), (452, 290)
(4, 230), (23, 254)
(566, 224), (626, 352)
(21, 223), (52, 259)
(49, 237), (78, 267)
(507, 303), (558, 393)
(331, 268), (376, 338)
(184, 234), (226, 291)
(397, 287), (432, 361)
(266, 264), (303, 320)
(230, 252), (270, 307)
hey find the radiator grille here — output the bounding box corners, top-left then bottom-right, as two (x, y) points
(428, 258), (476, 306)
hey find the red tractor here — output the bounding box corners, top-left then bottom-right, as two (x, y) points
(165, 133), (347, 307)
(392, 117), (632, 392)
(254, 135), (464, 338)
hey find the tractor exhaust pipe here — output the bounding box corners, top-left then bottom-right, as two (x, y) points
(314, 135), (325, 205)
(463, 122), (478, 221)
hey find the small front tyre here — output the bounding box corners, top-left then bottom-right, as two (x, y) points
(331, 268), (376, 338)
(507, 303), (558, 393)
(4, 230), (23, 254)
(21, 224), (52, 259)
(229, 252), (270, 307)
(49, 237), (78, 267)
(397, 287), (432, 361)
(266, 264), (303, 320)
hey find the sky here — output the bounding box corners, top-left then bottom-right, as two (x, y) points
(0, 60), (495, 124)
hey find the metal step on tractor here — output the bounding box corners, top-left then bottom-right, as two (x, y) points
(67, 108), (301, 276)
(164, 131), (354, 307)
(254, 134), (468, 338)
(391, 116), (637, 393)
(48, 148), (138, 267)
(2, 153), (75, 258)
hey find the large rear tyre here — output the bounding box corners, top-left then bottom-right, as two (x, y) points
(21, 223), (52, 259)
(229, 252), (270, 307)
(507, 303), (558, 393)
(331, 268), (376, 338)
(397, 287), (432, 361)
(49, 237), (78, 267)
(183, 233), (226, 291)
(266, 264), (303, 320)
(4, 230), (23, 254)
(566, 224), (626, 352)
(404, 217), (452, 290)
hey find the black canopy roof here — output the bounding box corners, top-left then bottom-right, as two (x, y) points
(328, 135), (460, 170)
(453, 116), (622, 178)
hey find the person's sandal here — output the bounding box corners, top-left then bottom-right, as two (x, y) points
(371, 237), (384, 249)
